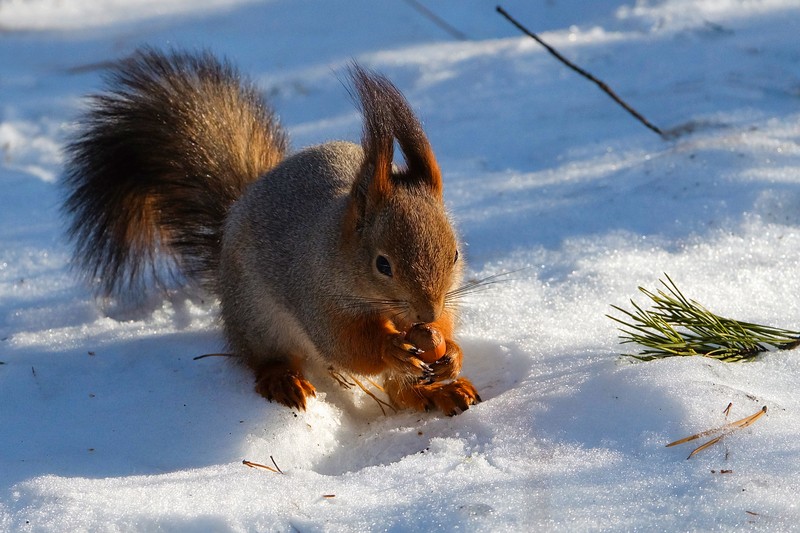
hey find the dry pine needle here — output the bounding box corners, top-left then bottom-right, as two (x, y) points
(666, 405), (767, 459)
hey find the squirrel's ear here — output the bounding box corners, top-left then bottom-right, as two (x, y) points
(346, 142), (393, 230)
(349, 64), (442, 201)
(363, 125), (395, 212)
(391, 95), (442, 199)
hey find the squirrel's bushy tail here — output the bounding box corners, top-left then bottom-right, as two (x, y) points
(63, 48), (288, 296)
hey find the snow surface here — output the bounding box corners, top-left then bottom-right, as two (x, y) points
(2, 0), (800, 530)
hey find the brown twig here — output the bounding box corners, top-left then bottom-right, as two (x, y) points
(496, 5), (664, 137)
(328, 367), (396, 415)
(347, 374), (396, 416)
(242, 459), (279, 473)
(329, 367), (356, 389)
(723, 402), (733, 418)
(403, 0), (467, 41)
(364, 376), (387, 393)
(270, 455), (284, 474)
(685, 434), (725, 459)
(666, 405), (767, 459)
(193, 352), (234, 361)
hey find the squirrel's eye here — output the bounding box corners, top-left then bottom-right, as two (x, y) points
(376, 255), (393, 277)
(454, 250), (459, 264)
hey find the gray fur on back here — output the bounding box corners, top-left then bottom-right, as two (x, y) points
(219, 141), (363, 363)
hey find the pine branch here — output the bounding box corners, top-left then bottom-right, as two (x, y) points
(608, 274), (800, 361)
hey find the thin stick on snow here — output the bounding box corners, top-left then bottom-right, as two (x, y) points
(242, 459), (280, 473)
(723, 402), (733, 418)
(193, 352), (234, 360)
(666, 406), (767, 459)
(403, 0), (468, 41)
(347, 373), (396, 416)
(496, 5), (664, 137)
(270, 456), (285, 474)
(329, 368), (356, 389)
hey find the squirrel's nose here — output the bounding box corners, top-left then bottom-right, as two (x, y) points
(416, 311), (434, 324)
(414, 301), (441, 324)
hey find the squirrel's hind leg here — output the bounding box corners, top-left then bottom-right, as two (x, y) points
(384, 375), (481, 416)
(248, 357), (316, 411)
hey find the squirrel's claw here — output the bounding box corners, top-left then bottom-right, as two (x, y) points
(429, 339), (464, 382)
(253, 363), (316, 411)
(386, 334), (434, 379)
(420, 364), (436, 384)
(429, 355), (453, 381)
(394, 338), (423, 356)
(433, 378), (481, 416)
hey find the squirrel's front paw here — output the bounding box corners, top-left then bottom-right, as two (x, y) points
(428, 339), (464, 382)
(383, 333), (436, 381)
(253, 361), (316, 411)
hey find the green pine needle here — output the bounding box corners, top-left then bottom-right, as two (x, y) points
(608, 274), (800, 362)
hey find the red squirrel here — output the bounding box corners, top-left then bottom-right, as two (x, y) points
(63, 48), (481, 415)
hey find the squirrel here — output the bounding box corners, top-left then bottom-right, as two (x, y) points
(62, 48), (481, 416)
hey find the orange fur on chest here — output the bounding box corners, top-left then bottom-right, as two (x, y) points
(332, 311), (456, 376)
(333, 314), (395, 376)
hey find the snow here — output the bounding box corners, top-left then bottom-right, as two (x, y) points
(0, 0), (258, 30)
(2, 0), (800, 530)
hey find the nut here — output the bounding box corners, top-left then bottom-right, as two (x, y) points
(405, 324), (446, 363)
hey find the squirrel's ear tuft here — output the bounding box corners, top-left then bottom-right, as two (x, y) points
(349, 64), (442, 201)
